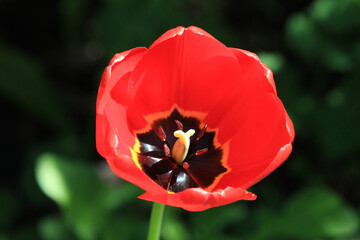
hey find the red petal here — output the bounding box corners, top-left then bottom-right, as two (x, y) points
(214, 93), (294, 190)
(286, 110), (295, 143)
(99, 102), (166, 195)
(240, 143), (293, 189)
(187, 26), (216, 39)
(203, 48), (277, 144)
(230, 48), (277, 94)
(96, 47), (147, 157)
(150, 26), (215, 49)
(127, 27), (242, 130)
(96, 47), (147, 113)
(138, 186), (256, 212)
(96, 47), (166, 193)
(149, 26), (186, 49)
(96, 112), (108, 158)
(203, 47), (293, 190)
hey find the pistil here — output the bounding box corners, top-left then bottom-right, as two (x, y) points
(172, 129), (195, 164)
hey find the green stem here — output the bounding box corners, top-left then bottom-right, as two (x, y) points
(147, 202), (165, 240)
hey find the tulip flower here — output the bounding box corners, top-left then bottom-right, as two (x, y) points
(96, 25), (294, 239)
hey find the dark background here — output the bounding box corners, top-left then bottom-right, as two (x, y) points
(1, 0), (359, 239)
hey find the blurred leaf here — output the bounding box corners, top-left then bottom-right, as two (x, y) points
(309, 0), (360, 35)
(102, 215), (147, 240)
(279, 187), (358, 238)
(316, 77), (360, 160)
(322, 45), (353, 72)
(35, 152), (141, 240)
(37, 215), (74, 240)
(35, 152), (106, 239)
(191, 203), (248, 240)
(36, 153), (71, 206)
(250, 187), (359, 239)
(0, 41), (71, 133)
(286, 0), (360, 72)
(258, 52), (285, 73)
(103, 182), (142, 212)
(285, 13), (325, 64)
(162, 207), (190, 240)
(335, 237), (360, 240)
(0, 234), (9, 240)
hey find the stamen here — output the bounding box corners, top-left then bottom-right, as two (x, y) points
(181, 161), (204, 188)
(175, 120), (183, 130)
(164, 144), (171, 157)
(196, 124), (207, 141)
(196, 148), (208, 155)
(155, 125), (166, 142)
(172, 129), (195, 164)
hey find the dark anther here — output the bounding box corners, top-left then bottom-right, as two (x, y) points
(175, 120), (183, 130)
(164, 144), (171, 157)
(155, 125), (166, 141)
(196, 124), (207, 141)
(196, 148), (208, 155)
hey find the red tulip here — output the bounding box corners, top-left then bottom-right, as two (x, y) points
(96, 26), (294, 211)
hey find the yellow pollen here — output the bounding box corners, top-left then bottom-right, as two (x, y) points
(172, 129), (195, 164)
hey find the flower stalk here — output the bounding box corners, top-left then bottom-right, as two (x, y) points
(147, 202), (165, 240)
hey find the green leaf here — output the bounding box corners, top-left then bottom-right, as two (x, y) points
(35, 152), (140, 240)
(162, 207), (190, 240)
(35, 153), (70, 206)
(258, 52), (285, 73)
(102, 215), (147, 240)
(37, 215), (73, 240)
(280, 188), (358, 237)
(285, 13), (325, 63)
(316, 77), (360, 160)
(191, 203), (248, 240)
(275, 187), (358, 238)
(309, 0), (360, 35)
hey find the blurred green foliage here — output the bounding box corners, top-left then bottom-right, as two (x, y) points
(0, 0), (359, 239)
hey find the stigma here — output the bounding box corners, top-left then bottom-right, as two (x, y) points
(172, 129), (195, 164)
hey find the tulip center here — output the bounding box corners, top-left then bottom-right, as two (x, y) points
(131, 108), (229, 193)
